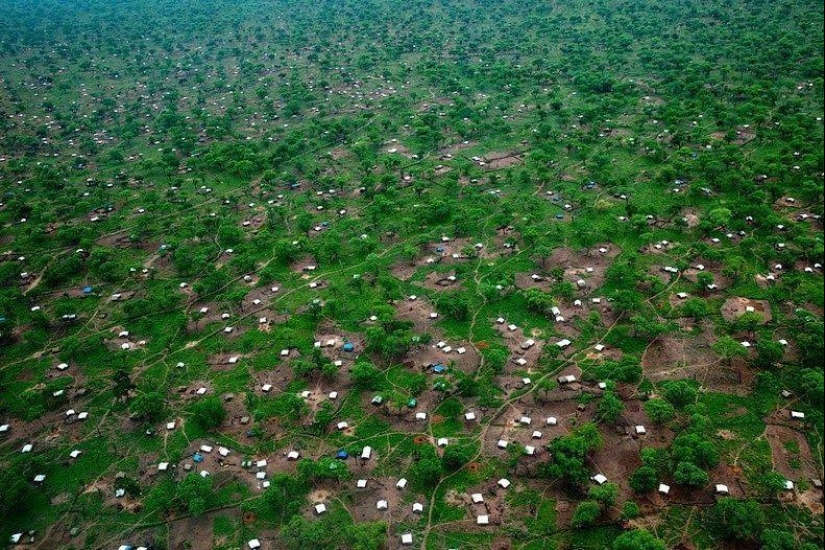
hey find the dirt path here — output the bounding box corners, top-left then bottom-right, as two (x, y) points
(419, 314), (623, 549)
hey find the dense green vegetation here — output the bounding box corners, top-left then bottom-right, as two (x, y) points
(0, 0), (823, 549)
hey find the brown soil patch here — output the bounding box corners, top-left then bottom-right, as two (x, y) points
(641, 327), (753, 394)
(169, 509), (239, 550)
(482, 152), (525, 170)
(384, 141), (413, 158)
(290, 255), (319, 273)
(416, 270), (461, 292)
(798, 489), (824, 516)
(545, 244), (622, 292)
(390, 260), (418, 281)
(720, 297), (772, 323)
(682, 210), (700, 228)
(329, 147), (350, 160)
(309, 489), (332, 503)
(491, 322), (546, 374)
(765, 424), (821, 481)
(439, 140), (478, 156)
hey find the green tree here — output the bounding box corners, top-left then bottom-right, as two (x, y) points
(712, 335), (749, 366)
(681, 297), (708, 321)
(112, 368), (134, 399)
(671, 433), (719, 469)
(629, 466), (659, 494)
(533, 245), (553, 269)
(129, 391), (165, 422)
(189, 396), (227, 430)
(707, 207), (732, 228)
(350, 361), (381, 390)
(613, 530), (666, 550)
(544, 423), (603, 488)
(611, 289), (644, 316)
(280, 515), (331, 549)
(412, 457), (442, 488)
(754, 340), (784, 368)
(644, 399), (676, 425)
(661, 380), (697, 408)
(441, 444), (474, 472)
(0, 464), (31, 516)
(521, 288), (555, 314)
(571, 500), (602, 527)
(345, 522), (387, 550)
(674, 461), (709, 487)
(589, 482), (618, 507)
(710, 498), (765, 542)
(176, 473), (213, 517)
(757, 472), (789, 499)
(760, 529), (797, 550)
(402, 244), (419, 266)
(735, 312), (764, 338)
(621, 501), (640, 520)
(596, 391), (624, 424)
(696, 271), (715, 294)
(261, 474), (309, 522)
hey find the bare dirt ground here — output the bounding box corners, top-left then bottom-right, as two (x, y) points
(390, 260), (419, 281)
(495, 329), (546, 376)
(765, 424), (822, 481)
(416, 270), (462, 292)
(169, 509), (239, 550)
(482, 152), (525, 170)
(541, 244), (622, 292)
(383, 141), (414, 158)
(641, 327), (755, 394)
(290, 255), (319, 274)
(439, 140), (477, 156)
(720, 297), (772, 323)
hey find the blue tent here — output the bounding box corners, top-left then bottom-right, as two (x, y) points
(433, 364), (447, 374)
(343, 342), (354, 352)
(82, 286), (94, 294)
(193, 453), (203, 463)
(336, 450), (350, 460)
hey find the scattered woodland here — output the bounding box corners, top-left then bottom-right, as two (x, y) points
(0, 0), (823, 549)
